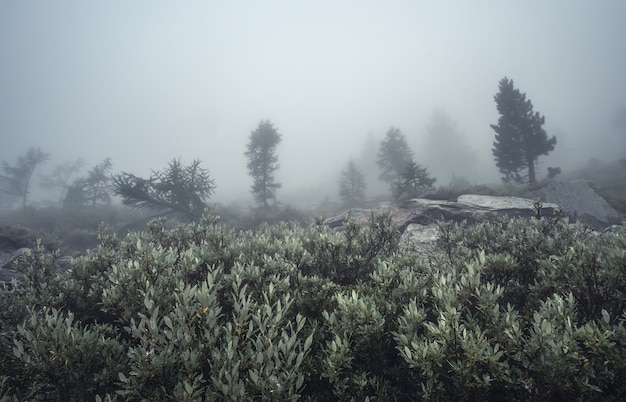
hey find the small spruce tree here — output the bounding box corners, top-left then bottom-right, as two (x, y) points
(392, 158), (436, 200)
(338, 161), (366, 206)
(63, 158), (113, 208)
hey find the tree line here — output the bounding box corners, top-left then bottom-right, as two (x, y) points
(1, 77), (559, 217)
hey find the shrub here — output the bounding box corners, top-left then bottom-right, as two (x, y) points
(13, 308), (127, 401)
(1, 210), (626, 400)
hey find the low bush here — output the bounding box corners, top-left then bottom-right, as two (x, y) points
(1, 210), (626, 400)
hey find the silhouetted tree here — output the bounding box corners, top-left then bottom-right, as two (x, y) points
(63, 181), (88, 209)
(547, 166), (561, 179)
(339, 160), (366, 206)
(377, 127), (413, 190)
(393, 158), (436, 200)
(245, 120), (282, 208)
(64, 158), (113, 208)
(1, 147), (49, 209)
(40, 158), (85, 202)
(491, 77), (557, 184)
(112, 158), (215, 221)
(84, 158), (113, 206)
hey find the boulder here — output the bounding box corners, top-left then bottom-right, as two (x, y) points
(525, 180), (620, 228)
(324, 195), (562, 255)
(0, 247), (30, 270)
(0, 247), (73, 285)
(0, 248), (29, 283)
(603, 224), (626, 234)
(325, 195), (560, 232)
(399, 223), (439, 257)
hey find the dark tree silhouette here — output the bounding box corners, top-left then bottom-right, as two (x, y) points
(113, 158), (215, 221)
(393, 158), (436, 200)
(64, 158), (113, 208)
(339, 160), (366, 206)
(1, 147), (49, 209)
(245, 120), (282, 208)
(377, 127), (413, 190)
(85, 158), (113, 207)
(491, 77), (557, 184)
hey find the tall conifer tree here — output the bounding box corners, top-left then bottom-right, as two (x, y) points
(491, 77), (556, 183)
(245, 120), (282, 207)
(377, 127), (413, 190)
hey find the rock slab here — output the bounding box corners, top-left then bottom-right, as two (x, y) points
(324, 195), (563, 256)
(525, 180), (620, 227)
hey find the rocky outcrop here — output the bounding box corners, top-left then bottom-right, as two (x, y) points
(324, 195), (563, 256)
(325, 184), (623, 254)
(524, 180), (620, 228)
(325, 195), (560, 231)
(0, 247), (73, 285)
(0, 248), (29, 282)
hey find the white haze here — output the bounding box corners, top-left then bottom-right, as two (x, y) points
(1, 1), (625, 205)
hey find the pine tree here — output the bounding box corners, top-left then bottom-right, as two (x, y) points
(84, 158), (113, 207)
(393, 158), (436, 200)
(245, 120), (282, 208)
(377, 127), (413, 190)
(64, 158), (113, 208)
(112, 158), (215, 221)
(1, 147), (49, 209)
(339, 160), (366, 206)
(491, 77), (557, 184)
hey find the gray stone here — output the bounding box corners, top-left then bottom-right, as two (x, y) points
(399, 223), (439, 257)
(325, 195), (560, 232)
(525, 180), (620, 228)
(0, 247), (73, 285)
(603, 225), (625, 234)
(0, 247), (30, 270)
(0, 248), (29, 284)
(324, 194), (574, 256)
(456, 194), (560, 219)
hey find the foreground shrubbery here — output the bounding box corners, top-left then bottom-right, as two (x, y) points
(1, 210), (626, 400)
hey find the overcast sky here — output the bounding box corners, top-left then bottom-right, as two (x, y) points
(2, 1), (625, 203)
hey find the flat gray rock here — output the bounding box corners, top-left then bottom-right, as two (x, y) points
(525, 180), (620, 227)
(0, 248), (73, 285)
(0, 248), (29, 284)
(0, 248), (30, 270)
(325, 194), (561, 232)
(457, 194), (560, 215)
(324, 192), (603, 255)
(399, 223), (439, 256)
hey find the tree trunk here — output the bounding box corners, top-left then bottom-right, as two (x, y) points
(527, 158), (536, 184)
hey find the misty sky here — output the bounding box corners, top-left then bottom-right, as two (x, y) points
(2, 1), (625, 202)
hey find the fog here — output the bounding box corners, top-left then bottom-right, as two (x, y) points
(2, 1), (625, 206)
